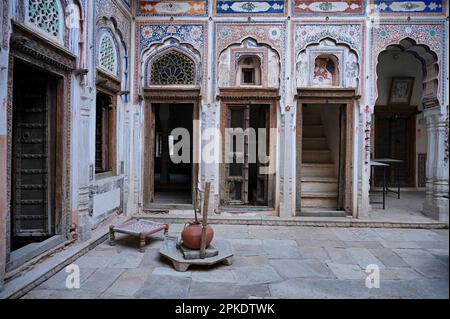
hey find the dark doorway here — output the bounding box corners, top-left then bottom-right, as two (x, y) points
(11, 59), (58, 250)
(374, 107), (416, 187)
(153, 103), (193, 204)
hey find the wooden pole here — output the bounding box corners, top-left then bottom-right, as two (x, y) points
(199, 182), (211, 259)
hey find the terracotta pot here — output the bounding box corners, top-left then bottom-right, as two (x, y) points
(181, 221), (214, 250)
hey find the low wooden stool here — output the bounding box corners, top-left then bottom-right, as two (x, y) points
(109, 219), (169, 252)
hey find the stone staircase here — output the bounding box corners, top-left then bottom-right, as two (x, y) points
(301, 108), (343, 216)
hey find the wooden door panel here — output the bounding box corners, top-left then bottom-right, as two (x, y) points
(13, 76), (53, 237)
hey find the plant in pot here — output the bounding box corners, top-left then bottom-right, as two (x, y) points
(181, 182), (214, 251)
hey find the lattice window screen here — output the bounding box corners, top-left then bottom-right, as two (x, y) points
(99, 34), (118, 75)
(28, 0), (61, 38)
(150, 51), (195, 85)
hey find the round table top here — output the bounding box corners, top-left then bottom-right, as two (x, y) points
(370, 160), (389, 166)
(372, 158), (403, 163)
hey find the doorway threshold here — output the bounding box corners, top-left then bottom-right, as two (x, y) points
(146, 203), (194, 211)
(297, 209), (347, 218)
(6, 235), (65, 272)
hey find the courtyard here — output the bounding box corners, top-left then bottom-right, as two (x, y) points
(22, 224), (449, 299)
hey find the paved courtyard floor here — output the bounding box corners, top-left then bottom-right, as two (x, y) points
(22, 224), (449, 299)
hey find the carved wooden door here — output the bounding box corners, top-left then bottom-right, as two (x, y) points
(12, 74), (55, 239)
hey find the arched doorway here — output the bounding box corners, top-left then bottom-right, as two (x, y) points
(371, 38), (440, 220)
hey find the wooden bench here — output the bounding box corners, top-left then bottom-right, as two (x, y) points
(109, 219), (169, 252)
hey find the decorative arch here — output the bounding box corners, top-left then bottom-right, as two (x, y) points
(375, 38), (439, 108)
(98, 31), (118, 76)
(95, 17), (129, 87)
(371, 23), (444, 108)
(149, 50), (196, 85)
(296, 38), (359, 89)
(141, 38), (202, 88)
(217, 37), (281, 88)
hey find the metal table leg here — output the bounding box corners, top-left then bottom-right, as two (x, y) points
(382, 165), (386, 210)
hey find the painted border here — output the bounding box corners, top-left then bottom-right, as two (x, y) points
(292, 0), (366, 17)
(136, 0), (209, 17)
(214, 0), (287, 17)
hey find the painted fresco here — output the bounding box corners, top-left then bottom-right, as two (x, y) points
(293, 0), (365, 15)
(138, 0), (208, 16)
(215, 0), (286, 16)
(372, 0), (444, 14)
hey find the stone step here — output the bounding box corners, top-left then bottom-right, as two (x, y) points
(301, 192), (338, 209)
(299, 209), (347, 218)
(301, 176), (338, 192)
(302, 125), (324, 138)
(302, 150), (332, 163)
(302, 137), (328, 150)
(302, 163), (335, 177)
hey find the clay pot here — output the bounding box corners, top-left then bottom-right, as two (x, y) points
(181, 221), (214, 250)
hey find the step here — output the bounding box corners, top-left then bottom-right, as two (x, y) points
(301, 177), (338, 192)
(299, 209), (347, 218)
(302, 150), (332, 163)
(302, 163), (335, 177)
(302, 138), (328, 150)
(302, 125), (324, 138)
(301, 192), (338, 208)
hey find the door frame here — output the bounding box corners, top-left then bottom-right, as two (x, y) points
(217, 87), (278, 210)
(295, 88), (358, 215)
(142, 87), (200, 208)
(6, 22), (76, 263)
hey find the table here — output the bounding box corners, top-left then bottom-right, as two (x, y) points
(109, 219), (169, 252)
(373, 158), (403, 199)
(370, 160), (388, 209)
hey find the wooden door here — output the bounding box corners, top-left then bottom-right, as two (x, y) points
(223, 105), (250, 205)
(374, 113), (414, 187)
(12, 73), (56, 240)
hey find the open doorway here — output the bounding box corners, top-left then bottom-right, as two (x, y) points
(10, 59), (58, 251)
(300, 103), (347, 213)
(221, 104), (272, 207)
(153, 103), (193, 204)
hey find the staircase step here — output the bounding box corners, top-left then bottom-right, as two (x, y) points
(301, 180), (338, 192)
(302, 163), (335, 177)
(302, 125), (324, 138)
(301, 192), (338, 208)
(299, 209), (347, 218)
(303, 137), (328, 150)
(302, 150), (332, 163)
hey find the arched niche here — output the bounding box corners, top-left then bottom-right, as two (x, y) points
(296, 38), (359, 89)
(217, 37), (280, 88)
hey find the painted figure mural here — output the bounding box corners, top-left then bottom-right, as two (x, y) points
(312, 57), (335, 86)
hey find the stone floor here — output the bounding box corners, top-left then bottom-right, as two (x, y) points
(364, 191), (435, 222)
(22, 224), (449, 299)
